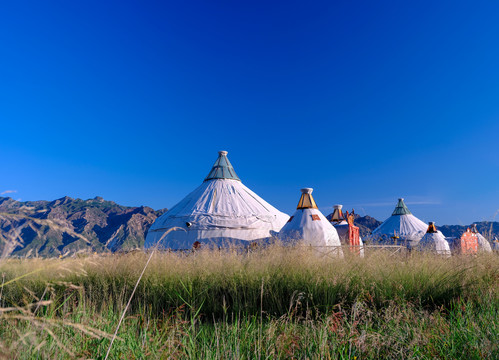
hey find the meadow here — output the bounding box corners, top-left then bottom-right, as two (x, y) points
(0, 246), (497, 359)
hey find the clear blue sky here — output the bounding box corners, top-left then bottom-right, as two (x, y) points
(1, 1), (499, 225)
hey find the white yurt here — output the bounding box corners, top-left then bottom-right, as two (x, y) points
(417, 222), (451, 256)
(492, 237), (499, 252)
(145, 151), (289, 250)
(470, 224), (493, 253)
(278, 188), (343, 257)
(367, 198), (427, 248)
(331, 205), (364, 257)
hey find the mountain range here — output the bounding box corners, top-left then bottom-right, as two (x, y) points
(0, 196), (497, 256)
(0, 196), (166, 257)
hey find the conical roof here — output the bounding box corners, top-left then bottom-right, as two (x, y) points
(278, 188), (343, 256)
(204, 151), (240, 181)
(296, 188), (318, 209)
(145, 151), (289, 250)
(427, 222), (437, 233)
(367, 198), (427, 247)
(392, 198), (411, 215)
(330, 205), (345, 223)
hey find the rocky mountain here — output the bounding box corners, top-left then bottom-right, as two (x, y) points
(325, 212), (382, 237)
(0, 196), (167, 257)
(351, 214), (383, 237)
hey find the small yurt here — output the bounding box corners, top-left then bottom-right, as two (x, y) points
(367, 198), (427, 248)
(470, 224), (493, 253)
(416, 222), (451, 256)
(278, 188), (343, 257)
(492, 237), (499, 252)
(331, 205), (364, 257)
(145, 151), (289, 250)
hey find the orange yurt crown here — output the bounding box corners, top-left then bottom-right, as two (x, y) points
(427, 222), (437, 233)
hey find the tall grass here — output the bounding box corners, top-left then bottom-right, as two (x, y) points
(0, 246), (497, 358)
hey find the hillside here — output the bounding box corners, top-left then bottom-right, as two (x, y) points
(0, 196), (167, 257)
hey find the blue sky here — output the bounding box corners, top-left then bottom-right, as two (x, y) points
(1, 1), (499, 225)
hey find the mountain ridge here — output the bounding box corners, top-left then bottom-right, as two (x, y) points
(0, 196), (167, 257)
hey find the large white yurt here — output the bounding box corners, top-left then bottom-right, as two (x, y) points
(330, 205), (364, 257)
(367, 198), (427, 248)
(417, 222), (451, 256)
(470, 224), (493, 253)
(145, 151), (289, 250)
(278, 188), (343, 257)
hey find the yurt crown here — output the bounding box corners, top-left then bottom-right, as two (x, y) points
(392, 197), (412, 216)
(204, 150), (240, 182)
(427, 222), (437, 233)
(297, 188), (318, 209)
(331, 204), (345, 222)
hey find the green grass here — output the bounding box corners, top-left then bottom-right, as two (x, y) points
(0, 246), (497, 359)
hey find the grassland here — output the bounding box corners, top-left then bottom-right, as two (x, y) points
(0, 246), (497, 359)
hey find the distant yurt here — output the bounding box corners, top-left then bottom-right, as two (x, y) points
(416, 222), (451, 256)
(278, 188), (343, 257)
(367, 198), (427, 248)
(470, 224), (493, 253)
(331, 205), (364, 257)
(145, 151), (289, 250)
(492, 237), (499, 252)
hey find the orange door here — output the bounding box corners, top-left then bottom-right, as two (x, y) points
(348, 225), (360, 255)
(460, 230), (478, 254)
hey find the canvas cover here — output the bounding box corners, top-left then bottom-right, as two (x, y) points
(278, 189), (343, 257)
(470, 224), (492, 252)
(145, 151), (289, 250)
(417, 227), (451, 256)
(476, 233), (493, 252)
(367, 198), (427, 248)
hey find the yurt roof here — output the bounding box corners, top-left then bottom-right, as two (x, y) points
(391, 198), (411, 215)
(330, 205), (345, 223)
(204, 150), (240, 181)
